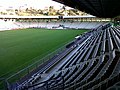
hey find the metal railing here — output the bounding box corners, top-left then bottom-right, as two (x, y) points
(0, 78), (7, 90)
(21, 76), (65, 90)
(5, 44), (67, 90)
(1, 30), (92, 90)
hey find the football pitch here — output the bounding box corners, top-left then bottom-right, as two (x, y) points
(0, 28), (88, 78)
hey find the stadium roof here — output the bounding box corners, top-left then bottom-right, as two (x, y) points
(0, 15), (95, 19)
(53, 0), (120, 18)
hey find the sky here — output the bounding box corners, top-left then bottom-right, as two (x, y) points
(0, 0), (66, 9)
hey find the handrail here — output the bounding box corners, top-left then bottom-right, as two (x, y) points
(6, 43), (68, 90)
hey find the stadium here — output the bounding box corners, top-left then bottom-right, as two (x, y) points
(0, 0), (120, 90)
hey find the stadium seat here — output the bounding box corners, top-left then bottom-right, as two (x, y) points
(11, 24), (120, 90)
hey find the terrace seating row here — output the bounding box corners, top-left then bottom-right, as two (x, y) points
(15, 21), (105, 29)
(64, 27), (120, 90)
(52, 26), (119, 90)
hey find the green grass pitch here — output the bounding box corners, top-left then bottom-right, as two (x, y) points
(0, 28), (88, 78)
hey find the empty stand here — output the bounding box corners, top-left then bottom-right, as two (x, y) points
(9, 24), (120, 90)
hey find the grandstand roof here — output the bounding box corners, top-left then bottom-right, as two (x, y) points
(0, 15), (95, 19)
(53, 0), (120, 18)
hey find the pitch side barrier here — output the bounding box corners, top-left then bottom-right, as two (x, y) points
(5, 43), (67, 90)
(5, 30), (92, 90)
(10, 31), (98, 89)
(9, 47), (69, 88)
(11, 35), (92, 90)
